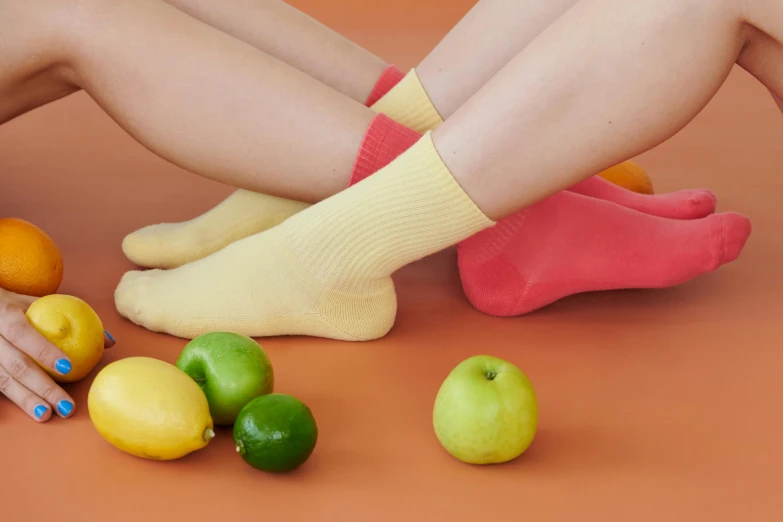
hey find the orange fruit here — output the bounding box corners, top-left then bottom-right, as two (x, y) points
(597, 161), (654, 194)
(0, 218), (63, 297)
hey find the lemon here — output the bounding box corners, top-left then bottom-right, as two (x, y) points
(88, 357), (215, 460)
(25, 294), (105, 383)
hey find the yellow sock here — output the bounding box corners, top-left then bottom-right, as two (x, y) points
(370, 69), (444, 133)
(122, 69), (443, 270)
(115, 134), (493, 341)
(122, 190), (310, 269)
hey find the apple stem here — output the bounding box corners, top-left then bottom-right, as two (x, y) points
(204, 427), (216, 442)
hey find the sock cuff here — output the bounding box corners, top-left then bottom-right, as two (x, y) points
(350, 114), (422, 186)
(370, 69), (445, 133)
(364, 65), (406, 107)
(458, 212), (527, 264)
(286, 133), (494, 283)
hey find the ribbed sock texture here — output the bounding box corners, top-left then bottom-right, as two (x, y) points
(115, 133), (494, 340)
(351, 114), (422, 185)
(345, 122), (734, 317)
(344, 116), (732, 317)
(368, 69), (716, 221)
(121, 115), (419, 269)
(370, 69), (444, 133)
(285, 133), (494, 283)
(457, 191), (751, 317)
(365, 65), (405, 106)
(121, 59), (725, 325)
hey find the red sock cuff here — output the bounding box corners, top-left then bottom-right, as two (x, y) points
(350, 114), (422, 186)
(364, 65), (405, 107)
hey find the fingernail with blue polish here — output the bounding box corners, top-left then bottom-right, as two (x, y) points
(105, 330), (115, 343)
(57, 400), (73, 417)
(34, 405), (48, 420)
(55, 359), (71, 375)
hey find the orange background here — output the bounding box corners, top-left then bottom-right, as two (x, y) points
(1, 1), (782, 520)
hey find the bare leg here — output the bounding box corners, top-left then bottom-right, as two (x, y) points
(7, 0), (774, 219)
(1, 0), (770, 339)
(737, 26), (783, 111)
(163, 0), (388, 104)
(29, 0), (374, 204)
(158, 0), (582, 115)
(0, 0), (586, 128)
(0, 0), (390, 127)
(435, 0), (783, 218)
(108, 0), (772, 339)
(127, 0), (716, 269)
(123, 0), (594, 269)
(0, 3), (78, 124)
(416, 0), (579, 117)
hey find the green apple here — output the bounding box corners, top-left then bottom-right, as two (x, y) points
(433, 355), (537, 465)
(176, 332), (274, 425)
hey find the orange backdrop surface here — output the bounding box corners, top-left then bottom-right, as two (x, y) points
(1, 1), (782, 520)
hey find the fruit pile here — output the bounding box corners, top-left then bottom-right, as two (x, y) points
(89, 333), (318, 472)
(2, 217), (543, 469)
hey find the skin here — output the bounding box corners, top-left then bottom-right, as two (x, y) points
(0, 0), (586, 420)
(2, 0), (781, 208)
(113, 0), (744, 276)
(0, 0), (781, 416)
(162, 0), (389, 104)
(434, 0), (783, 218)
(161, 0), (783, 124)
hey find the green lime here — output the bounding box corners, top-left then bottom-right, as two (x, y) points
(233, 394), (318, 472)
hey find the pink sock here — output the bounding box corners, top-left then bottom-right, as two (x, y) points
(568, 175), (716, 219)
(364, 65), (405, 107)
(346, 118), (750, 317)
(457, 191), (751, 317)
(350, 114), (421, 184)
(363, 65), (715, 220)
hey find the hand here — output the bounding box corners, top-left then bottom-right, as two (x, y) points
(0, 288), (115, 422)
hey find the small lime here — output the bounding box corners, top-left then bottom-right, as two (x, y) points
(233, 394), (317, 472)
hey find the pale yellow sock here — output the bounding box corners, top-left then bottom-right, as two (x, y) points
(115, 134), (493, 341)
(122, 190), (310, 269)
(122, 69), (442, 269)
(370, 69), (444, 133)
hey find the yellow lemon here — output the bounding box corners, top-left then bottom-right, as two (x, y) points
(25, 294), (105, 383)
(88, 357), (215, 460)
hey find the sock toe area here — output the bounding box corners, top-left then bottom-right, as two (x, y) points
(121, 191), (312, 270)
(684, 189), (718, 216)
(652, 188), (717, 219)
(717, 212), (752, 265)
(122, 223), (192, 268)
(115, 269), (160, 330)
